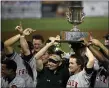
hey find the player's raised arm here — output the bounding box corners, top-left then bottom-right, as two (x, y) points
(19, 28), (35, 56)
(85, 47), (94, 69)
(4, 30), (20, 55)
(90, 39), (109, 59)
(15, 22), (30, 56)
(34, 35), (60, 71)
(82, 38), (109, 70)
(34, 35), (60, 60)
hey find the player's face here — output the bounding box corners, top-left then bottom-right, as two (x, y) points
(1, 64), (8, 77)
(47, 59), (59, 70)
(32, 39), (43, 52)
(69, 58), (81, 74)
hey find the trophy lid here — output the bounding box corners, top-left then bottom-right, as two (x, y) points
(68, 1), (83, 8)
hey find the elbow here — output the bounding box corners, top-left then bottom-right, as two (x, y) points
(4, 41), (9, 47)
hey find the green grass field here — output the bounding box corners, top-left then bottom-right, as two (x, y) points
(1, 16), (108, 32)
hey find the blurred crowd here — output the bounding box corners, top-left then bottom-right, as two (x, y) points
(1, 23), (109, 88)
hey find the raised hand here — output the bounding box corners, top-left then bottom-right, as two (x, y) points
(55, 35), (60, 41)
(48, 35), (60, 45)
(79, 38), (89, 46)
(15, 22), (23, 34)
(23, 28), (36, 36)
(90, 39), (101, 47)
(49, 37), (56, 43)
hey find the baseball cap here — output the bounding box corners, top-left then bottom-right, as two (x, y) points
(18, 41), (33, 50)
(49, 54), (62, 62)
(104, 34), (109, 40)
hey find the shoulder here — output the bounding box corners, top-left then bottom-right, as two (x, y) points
(6, 51), (22, 60)
(10, 76), (25, 87)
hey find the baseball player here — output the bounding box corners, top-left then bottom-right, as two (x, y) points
(4, 25), (35, 87)
(1, 60), (25, 88)
(82, 36), (109, 88)
(16, 24), (37, 86)
(66, 47), (94, 88)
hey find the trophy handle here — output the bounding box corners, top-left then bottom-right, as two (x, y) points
(81, 12), (85, 22)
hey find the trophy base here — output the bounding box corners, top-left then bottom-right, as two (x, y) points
(60, 31), (88, 42)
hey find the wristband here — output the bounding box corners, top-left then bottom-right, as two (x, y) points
(20, 35), (25, 37)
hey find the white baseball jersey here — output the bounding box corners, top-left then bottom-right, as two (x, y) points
(1, 77), (8, 88)
(9, 76), (25, 88)
(66, 69), (93, 88)
(94, 67), (109, 88)
(93, 57), (109, 88)
(5, 52), (35, 87)
(29, 56), (37, 86)
(93, 57), (100, 70)
(1, 76), (25, 88)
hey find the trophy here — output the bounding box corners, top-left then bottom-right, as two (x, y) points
(55, 1), (88, 54)
(59, 1), (89, 52)
(61, 1), (87, 43)
(66, 1), (84, 31)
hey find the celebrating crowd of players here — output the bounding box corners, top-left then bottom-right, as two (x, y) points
(1, 23), (109, 88)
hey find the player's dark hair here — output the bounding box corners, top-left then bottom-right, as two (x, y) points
(32, 34), (44, 43)
(1, 60), (17, 72)
(70, 54), (85, 70)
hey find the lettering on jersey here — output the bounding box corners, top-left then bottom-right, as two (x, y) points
(96, 76), (107, 84)
(67, 80), (78, 88)
(16, 69), (28, 75)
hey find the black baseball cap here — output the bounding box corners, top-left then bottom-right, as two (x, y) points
(18, 41), (33, 50)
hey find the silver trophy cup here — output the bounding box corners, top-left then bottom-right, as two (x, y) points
(66, 1), (84, 31)
(61, 1), (87, 42)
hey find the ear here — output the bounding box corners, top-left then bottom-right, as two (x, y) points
(8, 69), (13, 73)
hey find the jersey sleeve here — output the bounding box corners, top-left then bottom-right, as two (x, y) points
(6, 51), (19, 60)
(22, 53), (33, 62)
(85, 66), (94, 74)
(10, 78), (25, 88)
(81, 67), (94, 81)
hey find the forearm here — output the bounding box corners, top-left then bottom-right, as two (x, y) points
(34, 43), (52, 60)
(4, 34), (20, 54)
(36, 59), (43, 71)
(88, 45), (105, 61)
(4, 34), (20, 47)
(86, 47), (94, 68)
(20, 35), (30, 55)
(99, 43), (109, 58)
(89, 45), (109, 69)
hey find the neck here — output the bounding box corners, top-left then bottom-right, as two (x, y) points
(6, 73), (16, 83)
(74, 68), (82, 75)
